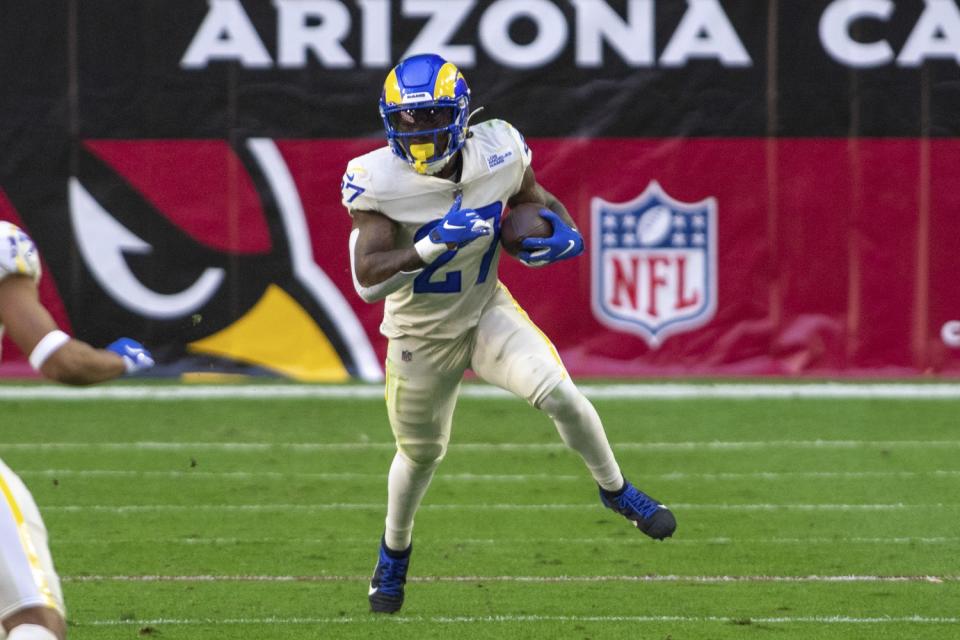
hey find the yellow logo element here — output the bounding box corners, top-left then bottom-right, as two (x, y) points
(188, 284), (350, 382)
(383, 68), (402, 105)
(434, 62), (462, 99)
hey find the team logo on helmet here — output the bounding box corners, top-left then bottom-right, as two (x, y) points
(379, 53), (471, 175)
(591, 181), (718, 348)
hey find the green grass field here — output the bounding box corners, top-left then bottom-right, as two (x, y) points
(3, 383), (959, 639)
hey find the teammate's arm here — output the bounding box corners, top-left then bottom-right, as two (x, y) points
(0, 274), (131, 385)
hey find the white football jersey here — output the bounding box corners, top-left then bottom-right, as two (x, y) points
(0, 221), (42, 355)
(342, 119), (532, 339)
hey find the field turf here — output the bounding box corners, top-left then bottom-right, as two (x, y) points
(2, 384), (959, 639)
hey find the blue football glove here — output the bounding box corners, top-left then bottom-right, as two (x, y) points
(428, 194), (492, 247)
(517, 209), (584, 267)
(106, 338), (155, 374)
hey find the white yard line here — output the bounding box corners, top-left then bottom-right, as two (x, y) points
(53, 536), (960, 546)
(1, 382), (960, 400)
(40, 502), (959, 513)
(62, 574), (955, 584)
(18, 469), (585, 481)
(17, 469), (960, 481)
(74, 613), (960, 626)
(4, 440), (960, 452)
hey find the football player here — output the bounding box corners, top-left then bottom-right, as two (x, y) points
(342, 54), (676, 614)
(0, 220), (154, 640)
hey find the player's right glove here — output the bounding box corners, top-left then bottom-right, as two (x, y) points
(517, 210), (584, 267)
(106, 338), (155, 374)
(414, 194), (492, 264)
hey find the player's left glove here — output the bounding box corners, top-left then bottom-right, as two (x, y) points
(414, 194), (492, 264)
(429, 194), (492, 247)
(517, 209), (584, 267)
(106, 338), (155, 374)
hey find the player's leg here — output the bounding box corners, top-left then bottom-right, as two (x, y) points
(472, 285), (676, 539)
(539, 377), (622, 490)
(471, 286), (621, 480)
(370, 335), (470, 613)
(0, 461), (67, 640)
(543, 378), (676, 540)
(4, 609), (65, 640)
(383, 335), (469, 551)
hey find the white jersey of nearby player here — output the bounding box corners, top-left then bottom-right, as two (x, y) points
(0, 221), (42, 358)
(0, 226), (66, 620)
(0, 458), (66, 619)
(341, 119), (532, 339)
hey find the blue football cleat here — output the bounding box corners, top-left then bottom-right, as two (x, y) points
(600, 480), (676, 540)
(368, 537), (411, 613)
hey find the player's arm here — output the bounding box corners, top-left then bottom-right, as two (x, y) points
(351, 209), (426, 286)
(349, 200), (491, 302)
(0, 274), (151, 385)
(508, 166), (577, 230)
(507, 166), (584, 266)
(349, 209), (426, 303)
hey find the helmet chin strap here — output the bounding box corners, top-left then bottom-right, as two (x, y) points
(418, 154), (455, 176)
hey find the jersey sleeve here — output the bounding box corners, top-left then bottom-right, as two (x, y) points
(340, 160), (379, 214)
(0, 221), (41, 284)
(498, 121), (533, 198)
(503, 121), (533, 174)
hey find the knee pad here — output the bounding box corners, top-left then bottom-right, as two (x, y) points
(8, 624), (59, 640)
(540, 377), (590, 422)
(397, 439), (447, 468)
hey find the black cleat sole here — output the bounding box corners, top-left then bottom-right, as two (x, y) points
(636, 508), (677, 540)
(369, 591), (404, 614)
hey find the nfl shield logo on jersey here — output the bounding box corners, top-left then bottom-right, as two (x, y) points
(590, 181), (718, 348)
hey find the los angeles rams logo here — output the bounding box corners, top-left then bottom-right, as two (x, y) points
(591, 181), (718, 348)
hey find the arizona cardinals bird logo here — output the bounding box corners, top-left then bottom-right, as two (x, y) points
(14, 138), (381, 381)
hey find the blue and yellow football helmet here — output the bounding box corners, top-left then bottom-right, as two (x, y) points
(379, 54), (471, 175)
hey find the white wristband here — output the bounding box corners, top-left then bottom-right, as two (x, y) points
(414, 235), (451, 264)
(29, 330), (71, 371)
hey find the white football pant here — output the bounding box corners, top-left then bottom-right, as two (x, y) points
(381, 284), (621, 550)
(0, 460), (65, 624)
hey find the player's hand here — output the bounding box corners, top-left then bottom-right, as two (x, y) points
(106, 338), (155, 374)
(517, 209), (584, 267)
(429, 194), (492, 248)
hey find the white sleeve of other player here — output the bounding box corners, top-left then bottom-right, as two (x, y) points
(0, 221), (42, 284)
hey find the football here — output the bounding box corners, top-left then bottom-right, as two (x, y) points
(500, 203), (553, 256)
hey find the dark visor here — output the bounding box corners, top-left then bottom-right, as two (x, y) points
(388, 107), (455, 132)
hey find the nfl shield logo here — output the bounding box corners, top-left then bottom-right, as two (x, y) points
(591, 181), (718, 348)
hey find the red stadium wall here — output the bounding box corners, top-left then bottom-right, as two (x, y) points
(515, 138), (960, 376)
(5, 138), (958, 378)
(285, 136), (960, 377)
